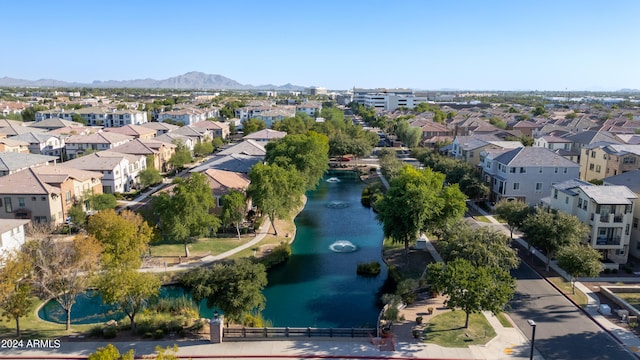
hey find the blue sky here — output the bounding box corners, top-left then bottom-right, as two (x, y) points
(2, 0), (639, 91)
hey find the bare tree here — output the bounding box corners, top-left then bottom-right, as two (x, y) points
(24, 235), (102, 331)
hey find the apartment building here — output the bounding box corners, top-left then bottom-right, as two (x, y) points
(63, 151), (146, 194)
(603, 170), (640, 259)
(36, 108), (148, 127)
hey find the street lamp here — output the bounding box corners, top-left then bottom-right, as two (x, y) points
(527, 319), (537, 360)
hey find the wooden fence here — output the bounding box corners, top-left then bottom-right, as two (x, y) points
(223, 327), (376, 339)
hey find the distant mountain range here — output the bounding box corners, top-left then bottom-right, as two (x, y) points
(0, 71), (306, 91)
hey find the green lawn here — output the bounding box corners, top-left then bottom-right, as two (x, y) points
(614, 293), (640, 311)
(0, 297), (97, 339)
(496, 312), (513, 328)
(474, 216), (492, 223)
(422, 311), (496, 347)
(548, 277), (588, 307)
(150, 235), (251, 257)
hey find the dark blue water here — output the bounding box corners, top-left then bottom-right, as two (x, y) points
(262, 172), (387, 328)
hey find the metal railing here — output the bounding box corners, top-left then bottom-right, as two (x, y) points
(223, 327), (376, 339)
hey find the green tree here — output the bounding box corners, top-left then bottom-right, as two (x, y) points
(88, 344), (134, 360)
(426, 258), (516, 328)
(68, 203), (87, 228)
(193, 141), (214, 157)
(556, 244), (602, 294)
(71, 113), (87, 125)
(242, 118), (266, 135)
(376, 165), (466, 259)
(182, 259), (267, 325)
(20, 105), (47, 122)
(565, 112), (578, 120)
(89, 193), (118, 211)
(220, 190), (246, 240)
(439, 222), (519, 271)
(521, 209), (589, 271)
(532, 105), (546, 116)
(87, 209), (153, 269)
(138, 167), (163, 188)
(494, 199), (531, 239)
(97, 268), (161, 331)
(0, 250), (32, 337)
(24, 235), (103, 331)
(265, 131), (329, 190)
(152, 173), (220, 257)
(377, 148), (403, 179)
(168, 142), (192, 171)
(247, 163), (305, 236)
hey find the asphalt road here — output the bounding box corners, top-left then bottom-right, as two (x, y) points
(510, 261), (635, 360)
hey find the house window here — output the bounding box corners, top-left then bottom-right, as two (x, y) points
(565, 196), (569, 204)
(31, 196), (36, 201)
(520, 167), (526, 173)
(539, 167), (543, 173)
(65, 191), (71, 204)
(553, 189), (558, 199)
(18, 197), (25, 207)
(513, 183), (520, 190)
(595, 165), (601, 173)
(554, 167), (558, 173)
(634, 217), (638, 229)
(510, 167), (516, 173)
(578, 198), (583, 208)
(535, 183), (543, 192)
(589, 164), (595, 170)
(4, 197), (11, 213)
(41, 196), (46, 201)
(563, 168), (568, 173)
(626, 224), (631, 236)
(591, 151), (596, 158)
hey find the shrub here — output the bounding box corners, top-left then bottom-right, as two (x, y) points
(89, 325), (103, 338)
(103, 326), (117, 339)
(154, 329), (165, 339)
(357, 261), (381, 276)
(257, 243), (291, 269)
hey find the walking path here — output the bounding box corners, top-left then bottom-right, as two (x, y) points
(469, 201), (640, 359)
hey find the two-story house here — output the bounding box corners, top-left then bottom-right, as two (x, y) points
(533, 134), (579, 162)
(201, 169), (251, 209)
(0, 152), (58, 177)
(0, 165), (103, 225)
(452, 135), (523, 167)
(481, 147), (580, 205)
(296, 102), (322, 117)
(543, 179), (637, 268)
(64, 132), (133, 159)
(0, 219), (31, 254)
(603, 170), (640, 260)
(111, 139), (176, 172)
(0, 138), (30, 154)
(192, 120), (230, 140)
(62, 151), (146, 193)
(242, 129), (286, 144)
(139, 121), (180, 137)
(103, 124), (157, 140)
(11, 133), (66, 159)
(580, 143), (640, 182)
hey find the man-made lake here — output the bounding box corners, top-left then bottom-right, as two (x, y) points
(39, 171), (386, 328)
(262, 172), (387, 327)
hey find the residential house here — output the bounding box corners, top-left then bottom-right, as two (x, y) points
(250, 107), (296, 128)
(542, 179), (637, 268)
(62, 151), (146, 193)
(156, 106), (217, 126)
(27, 118), (85, 131)
(192, 120), (230, 140)
(481, 147), (580, 205)
(0, 219), (31, 254)
(296, 102), (322, 117)
(580, 143), (640, 181)
(190, 153), (263, 174)
(170, 125), (212, 144)
(103, 124), (157, 140)
(0, 122), (47, 137)
(242, 129), (286, 144)
(201, 169), (251, 208)
(110, 139), (176, 172)
(0, 138), (30, 154)
(139, 121), (180, 136)
(533, 135), (579, 162)
(409, 120), (453, 148)
(64, 132), (133, 159)
(217, 140), (266, 157)
(0, 153), (58, 177)
(0, 166), (103, 225)
(563, 130), (620, 163)
(155, 132), (195, 152)
(603, 170), (640, 259)
(10, 133), (65, 159)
